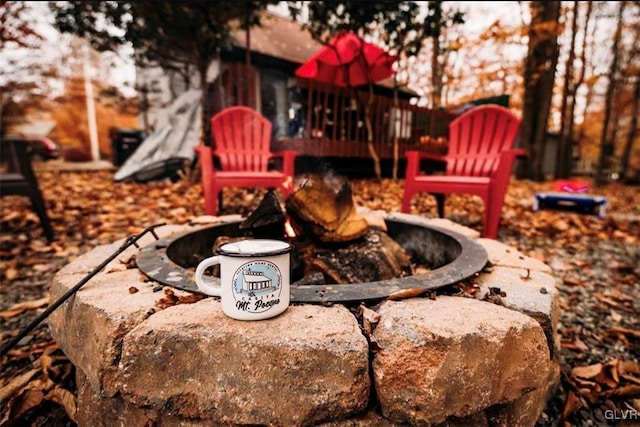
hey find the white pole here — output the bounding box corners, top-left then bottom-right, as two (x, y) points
(83, 42), (100, 161)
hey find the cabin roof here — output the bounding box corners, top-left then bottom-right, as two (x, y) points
(231, 12), (321, 66)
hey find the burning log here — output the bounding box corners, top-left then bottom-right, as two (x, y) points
(215, 174), (414, 286)
(295, 229), (413, 284)
(285, 174), (413, 285)
(285, 174), (369, 243)
(239, 190), (286, 238)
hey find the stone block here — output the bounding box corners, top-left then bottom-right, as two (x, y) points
(477, 238), (552, 273)
(76, 369), (203, 427)
(372, 297), (552, 426)
(48, 223), (212, 394)
(316, 408), (397, 426)
(371, 211), (482, 240)
(486, 360), (560, 427)
(424, 217), (482, 239)
(115, 301), (370, 426)
(48, 266), (189, 396)
(476, 266), (560, 359)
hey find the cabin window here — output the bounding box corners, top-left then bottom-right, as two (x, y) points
(259, 70), (305, 138)
(389, 107), (413, 141)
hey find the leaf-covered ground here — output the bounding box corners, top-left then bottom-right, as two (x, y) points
(1, 167), (639, 426)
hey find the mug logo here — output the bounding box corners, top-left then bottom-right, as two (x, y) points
(231, 260), (282, 313)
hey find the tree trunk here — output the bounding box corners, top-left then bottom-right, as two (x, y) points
(517, 1), (561, 181)
(620, 62), (640, 182)
(595, 1), (626, 186)
(431, 33), (442, 108)
(555, 0), (580, 179)
(199, 62), (210, 147)
(245, 3), (252, 106)
(566, 1), (593, 171)
(430, 0), (443, 111)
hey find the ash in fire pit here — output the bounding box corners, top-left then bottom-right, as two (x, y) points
(137, 174), (488, 303)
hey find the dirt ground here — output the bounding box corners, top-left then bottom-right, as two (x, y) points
(1, 167), (639, 425)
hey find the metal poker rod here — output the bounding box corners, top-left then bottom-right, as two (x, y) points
(0, 223), (165, 359)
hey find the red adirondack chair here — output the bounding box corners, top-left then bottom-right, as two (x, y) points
(194, 106), (297, 215)
(401, 104), (527, 239)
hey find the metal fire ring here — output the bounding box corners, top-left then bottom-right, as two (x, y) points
(136, 214), (488, 304)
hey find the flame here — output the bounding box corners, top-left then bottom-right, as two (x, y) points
(285, 218), (296, 238)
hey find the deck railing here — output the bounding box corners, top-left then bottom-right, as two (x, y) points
(272, 81), (455, 159)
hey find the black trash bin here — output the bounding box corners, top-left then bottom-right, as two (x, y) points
(110, 128), (146, 166)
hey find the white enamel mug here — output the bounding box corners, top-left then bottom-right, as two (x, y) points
(195, 239), (292, 320)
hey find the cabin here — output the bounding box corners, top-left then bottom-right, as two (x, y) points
(138, 11), (456, 177)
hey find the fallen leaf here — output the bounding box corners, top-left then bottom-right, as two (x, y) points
(572, 363), (603, 379)
(359, 304), (381, 336)
(561, 391), (582, 419)
(155, 288), (205, 309)
(387, 288), (425, 300)
(413, 266), (431, 275)
(563, 277), (586, 287)
(604, 385), (640, 398)
(45, 387), (77, 422)
(572, 376), (601, 392)
(608, 289), (634, 303)
(38, 354), (53, 380)
(610, 326), (640, 339)
(360, 305), (380, 323)
(577, 386), (600, 404)
(610, 310), (623, 322)
(0, 369), (39, 403)
(119, 254), (137, 269)
(596, 360), (620, 388)
(527, 251), (546, 263)
(554, 219), (569, 232)
(26, 377), (56, 394)
(593, 293), (620, 308)
(0, 297), (49, 319)
(618, 361), (640, 376)
(4, 267), (19, 280)
(8, 389), (44, 421)
(621, 374), (640, 386)
(178, 293), (206, 304)
(454, 281), (481, 298)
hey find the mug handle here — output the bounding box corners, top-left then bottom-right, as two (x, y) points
(195, 256), (222, 297)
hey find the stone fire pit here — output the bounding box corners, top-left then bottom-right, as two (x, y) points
(48, 212), (560, 426)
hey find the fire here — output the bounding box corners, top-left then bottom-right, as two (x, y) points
(284, 218), (296, 238)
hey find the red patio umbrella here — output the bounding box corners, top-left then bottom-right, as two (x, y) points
(295, 32), (396, 87)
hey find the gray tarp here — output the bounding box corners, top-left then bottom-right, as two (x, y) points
(114, 89), (202, 182)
